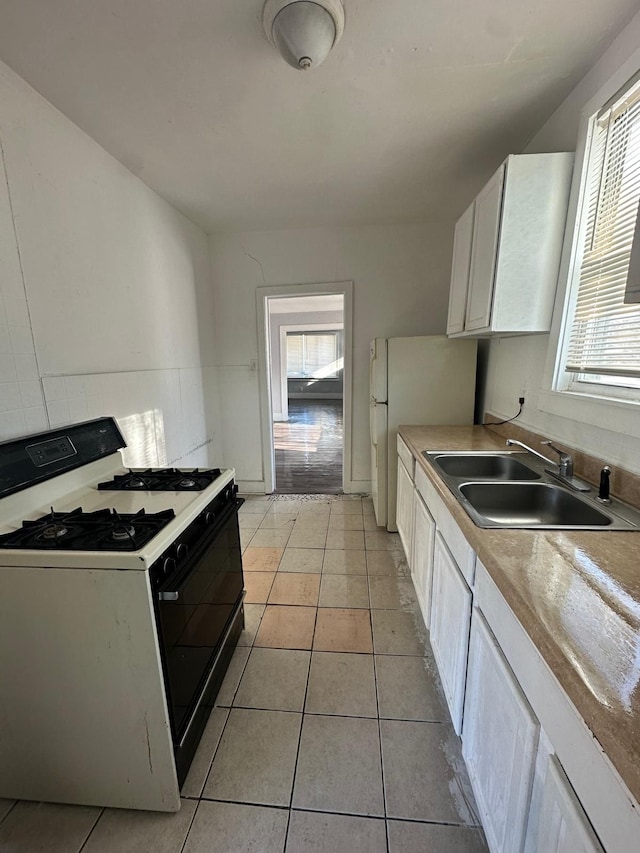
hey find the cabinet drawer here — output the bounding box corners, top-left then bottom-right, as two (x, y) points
(415, 465), (475, 585)
(397, 436), (415, 479)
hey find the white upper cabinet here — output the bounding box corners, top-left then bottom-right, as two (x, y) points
(447, 153), (574, 337)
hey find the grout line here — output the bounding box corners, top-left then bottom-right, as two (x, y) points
(372, 648), (390, 853)
(76, 807), (105, 853)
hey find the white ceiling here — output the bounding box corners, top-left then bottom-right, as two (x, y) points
(0, 1), (637, 233)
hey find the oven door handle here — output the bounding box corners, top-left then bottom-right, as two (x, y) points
(155, 496), (244, 602)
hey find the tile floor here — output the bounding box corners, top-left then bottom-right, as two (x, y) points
(0, 494), (488, 853)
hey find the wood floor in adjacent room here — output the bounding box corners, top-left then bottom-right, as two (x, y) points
(274, 400), (343, 494)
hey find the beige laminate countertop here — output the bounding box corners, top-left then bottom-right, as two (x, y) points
(399, 425), (640, 806)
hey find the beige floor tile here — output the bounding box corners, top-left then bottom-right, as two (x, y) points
(254, 605), (317, 650)
(183, 801), (288, 853)
(234, 648), (311, 711)
(288, 526), (328, 549)
(366, 550), (410, 577)
(322, 548), (367, 575)
(259, 511), (298, 529)
(243, 546), (284, 571)
(375, 655), (448, 721)
(237, 603), (265, 646)
(325, 529), (365, 550)
(298, 503), (331, 517)
(319, 574), (370, 608)
(239, 513), (261, 528)
(305, 651), (377, 717)
(289, 513), (330, 529)
(82, 800), (197, 853)
(268, 572), (321, 606)
(313, 608), (373, 653)
(248, 528), (292, 549)
(364, 513), (380, 530)
(181, 708), (229, 798)
(215, 645), (250, 706)
(239, 528), (257, 550)
(0, 802), (101, 853)
(292, 715), (384, 816)
(328, 514), (364, 530)
(387, 821), (487, 853)
(365, 530), (404, 551)
(329, 501), (364, 515)
(278, 547), (325, 573)
(371, 610), (428, 655)
(203, 708), (302, 807)
(286, 811), (386, 853)
(270, 499), (302, 512)
(368, 575), (417, 610)
(380, 719), (480, 824)
(244, 570), (275, 604)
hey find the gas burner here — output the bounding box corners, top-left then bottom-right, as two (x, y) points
(38, 523), (69, 541)
(98, 467), (222, 492)
(0, 507), (176, 552)
(111, 525), (136, 542)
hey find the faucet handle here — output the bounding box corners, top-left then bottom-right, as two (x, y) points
(541, 440), (572, 474)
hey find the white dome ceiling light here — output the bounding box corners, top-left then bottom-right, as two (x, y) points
(263, 0), (345, 71)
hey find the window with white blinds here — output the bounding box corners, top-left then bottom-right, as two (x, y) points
(564, 76), (640, 385)
(286, 332), (340, 378)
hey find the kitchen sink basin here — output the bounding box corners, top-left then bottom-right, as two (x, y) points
(428, 452), (539, 481)
(458, 482), (612, 528)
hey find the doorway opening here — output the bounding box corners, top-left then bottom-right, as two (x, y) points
(256, 283), (353, 495)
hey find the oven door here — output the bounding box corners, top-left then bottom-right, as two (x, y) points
(154, 497), (244, 777)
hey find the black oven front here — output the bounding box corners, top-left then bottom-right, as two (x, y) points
(150, 483), (244, 785)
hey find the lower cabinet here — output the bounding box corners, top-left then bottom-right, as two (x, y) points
(462, 608), (539, 853)
(430, 533), (472, 735)
(411, 491), (435, 629)
(526, 754), (604, 853)
(396, 457), (414, 568)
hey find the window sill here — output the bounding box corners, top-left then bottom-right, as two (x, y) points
(538, 388), (640, 440)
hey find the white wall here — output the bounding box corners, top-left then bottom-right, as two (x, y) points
(210, 222), (453, 491)
(482, 11), (640, 474)
(0, 60), (222, 466)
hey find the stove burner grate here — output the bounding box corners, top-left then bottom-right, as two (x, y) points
(0, 507), (176, 552)
(97, 467), (222, 492)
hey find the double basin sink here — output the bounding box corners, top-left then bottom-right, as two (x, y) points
(422, 451), (640, 530)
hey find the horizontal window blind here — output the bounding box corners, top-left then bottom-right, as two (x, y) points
(565, 78), (640, 378)
(286, 332), (339, 378)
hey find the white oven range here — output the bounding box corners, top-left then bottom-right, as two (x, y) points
(0, 417), (245, 812)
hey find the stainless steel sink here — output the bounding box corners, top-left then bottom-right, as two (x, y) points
(458, 482), (612, 528)
(421, 449), (640, 530)
(429, 452), (539, 481)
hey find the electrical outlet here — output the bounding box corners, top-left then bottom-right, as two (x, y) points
(249, 358), (257, 372)
(519, 396), (525, 406)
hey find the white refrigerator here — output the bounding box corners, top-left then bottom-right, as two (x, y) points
(370, 335), (477, 531)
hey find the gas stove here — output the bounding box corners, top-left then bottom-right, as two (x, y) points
(0, 417), (245, 811)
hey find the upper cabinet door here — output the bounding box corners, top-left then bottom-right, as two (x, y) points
(465, 164), (505, 332)
(447, 202), (475, 335)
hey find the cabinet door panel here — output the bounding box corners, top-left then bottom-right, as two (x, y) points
(411, 492), (435, 628)
(396, 459), (414, 568)
(533, 756), (604, 853)
(463, 608), (539, 853)
(466, 165), (505, 331)
(447, 202), (475, 334)
(430, 533), (472, 734)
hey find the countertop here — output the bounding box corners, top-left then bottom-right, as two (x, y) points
(399, 425), (640, 806)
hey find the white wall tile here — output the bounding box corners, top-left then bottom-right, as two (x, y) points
(0, 409), (26, 440)
(18, 380), (43, 408)
(13, 355), (39, 381)
(46, 399), (70, 427)
(0, 382), (21, 412)
(3, 294), (30, 327)
(0, 325), (10, 355)
(8, 325), (35, 355)
(67, 396), (89, 423)
(0, 355), (16, 383)
(23, 405), (48, 433)
(42, 376), (66, 402)
(64, 375), (86, 399)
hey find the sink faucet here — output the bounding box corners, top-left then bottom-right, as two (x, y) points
(505, 438), (591, 492)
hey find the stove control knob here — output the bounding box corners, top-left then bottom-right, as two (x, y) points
(204, 511), (215, 526)
(176, 543), (189, 561)
(163, 556), (177, 578)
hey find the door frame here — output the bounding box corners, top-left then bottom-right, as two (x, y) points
(256, 281), (354, 494)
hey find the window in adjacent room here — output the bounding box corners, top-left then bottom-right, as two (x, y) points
(286, 331), (341, 379)
(556, 73), (640, 401)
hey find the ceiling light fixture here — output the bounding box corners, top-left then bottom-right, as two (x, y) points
(263, 0), (345, 71)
